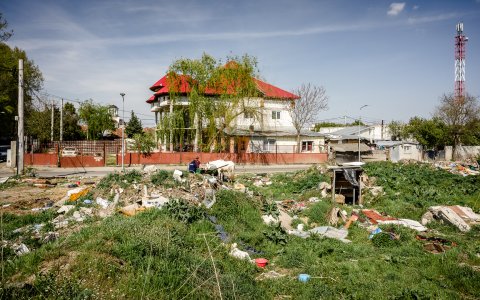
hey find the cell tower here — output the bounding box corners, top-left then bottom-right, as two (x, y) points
(454, 22), (468, 99)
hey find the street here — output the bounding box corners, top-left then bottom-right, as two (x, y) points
(0, 163), (315, 178)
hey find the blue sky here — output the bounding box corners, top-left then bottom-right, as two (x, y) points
(1, 0), (479, 126)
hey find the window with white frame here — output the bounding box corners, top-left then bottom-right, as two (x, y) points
(272, 111), (281, 120)
(263, 139), (276, 152)
(301, 141), (313, 152)
(244, 111), (253, 119)
(403, 145), (411, 154)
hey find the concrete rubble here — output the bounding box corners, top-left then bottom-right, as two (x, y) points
(422, 205), (480, 232)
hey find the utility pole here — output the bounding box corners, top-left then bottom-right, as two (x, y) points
(60, 98), (63, 142)
(51, 100), (54, 142)
(120, 93), (126, 172)
(17, 59), (24, 175)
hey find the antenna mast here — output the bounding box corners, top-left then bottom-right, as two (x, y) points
(454, 22), (468, 99)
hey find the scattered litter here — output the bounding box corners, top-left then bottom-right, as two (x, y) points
(289, 226), (351, 243)
(255, 258), (268, 268)
(435, 161), (479, 176)
(43, 232), (59, 243)
(233, 182), (246, 193)
(13, 243), (30, 256)
(119, 203), (145, 216)
(142, 196), (170, 209)
(379, 219), (427, 232)
(298, 274), (311, 283)
(142, 165), (158, 174)
(308, 197), (320, 203)
(67, 187), (89, 201)
(229, 243), (252, 261)
(262, 214), (279, 225)
(67, 183), (78, 188)
(422, 205), (480, 232)
(256, 270), (285, 281)
(57, 205), (75, 214)
(83, 199), (92, 204)
(369, 227), (382, 239)
(334, 194), (345, 204)
(0, 177), (9, 184)
(416, 234), (457, 254)
(173, 170), (185, 183)
(343, 213), (358, 229)
(95, 197), (111, 209)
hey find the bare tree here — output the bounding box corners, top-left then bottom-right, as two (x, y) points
(434, 93), (480, 159)
(288, 83), (328, 152)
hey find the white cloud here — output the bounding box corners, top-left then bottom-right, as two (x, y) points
(387, 2), (406, 16)
(413, 5), (419, 10)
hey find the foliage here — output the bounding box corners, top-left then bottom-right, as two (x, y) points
(62, 102), (84, 140)
(313, 122), (344, 131)
(130, 132), (155, 157)
(78, 100), (115, 140)
(125, 111), (142, 138)
(0, 13), (13, 42)
(251, 167), (329, 200)
(261, 201), (279, 218)
(435, 93), (480, 155)
(0, 40), (44, 141)
(150, 169), (170, 185)
(164, 199), (205, 223)
(263, 224), (288, 245)
(388, 120), (407, 141)
(96, 170), (142, 190)
(3, 164), (480, 299)
(363, 161), (480, 218)
(160, 53), (260, 152)
(288, 83), (328, 152)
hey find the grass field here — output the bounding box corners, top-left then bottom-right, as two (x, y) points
(1, 162), (479, 299)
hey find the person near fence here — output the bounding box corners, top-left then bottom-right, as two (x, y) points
(188, 156), (201, 173)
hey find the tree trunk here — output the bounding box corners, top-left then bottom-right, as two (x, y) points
(193, 112), (199, 152)
(169, 100), (173, 152)
(296, 133), (301, 153)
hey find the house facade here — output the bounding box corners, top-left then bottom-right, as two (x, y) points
(147, 73), (326, 153)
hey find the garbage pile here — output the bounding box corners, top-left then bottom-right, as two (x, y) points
(434, 161), (480, 176)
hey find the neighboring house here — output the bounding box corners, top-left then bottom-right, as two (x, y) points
(376, 141), (423, 162)
(318, 124), (391, 141)
(147, 72), (326, 153)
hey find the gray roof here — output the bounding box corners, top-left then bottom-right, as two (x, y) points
(330, 143), (371, 152)
(375, 140), (419, 147)
(329, 126), (370, 136)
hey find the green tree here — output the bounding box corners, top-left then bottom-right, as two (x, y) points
(130, 132), (156, 158)
(62, 103), (83, 140)
(163, 53), (259, 152)
(0, 40), (43, 141)
(78, 100), (115, 140)
(25, 103), (59, 143)
(388, 120), (407, 141)
(404, 117), (448, 150)
(125, 111), (143, 138)
(434, 93), (480, 157)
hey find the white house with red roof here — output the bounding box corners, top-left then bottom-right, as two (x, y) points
(146, 74), (325, 153)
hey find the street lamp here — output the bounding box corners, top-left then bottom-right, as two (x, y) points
(358, 105), (369, 162)
(120, 93), (126, 172)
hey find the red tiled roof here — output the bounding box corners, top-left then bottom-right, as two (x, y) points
(146, 73), (299, 103)
(254, 78), (299, 100)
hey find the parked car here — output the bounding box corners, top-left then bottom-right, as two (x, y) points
(61, 147), (79, 157)
(0, 145), (9, 162)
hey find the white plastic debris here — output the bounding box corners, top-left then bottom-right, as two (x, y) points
(262, 214), (279, 225)
(229, 243), (252, 261)
(13, 243), (30, 256)
(57, 205), (75, 214)
(96, 197), (111, 209)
